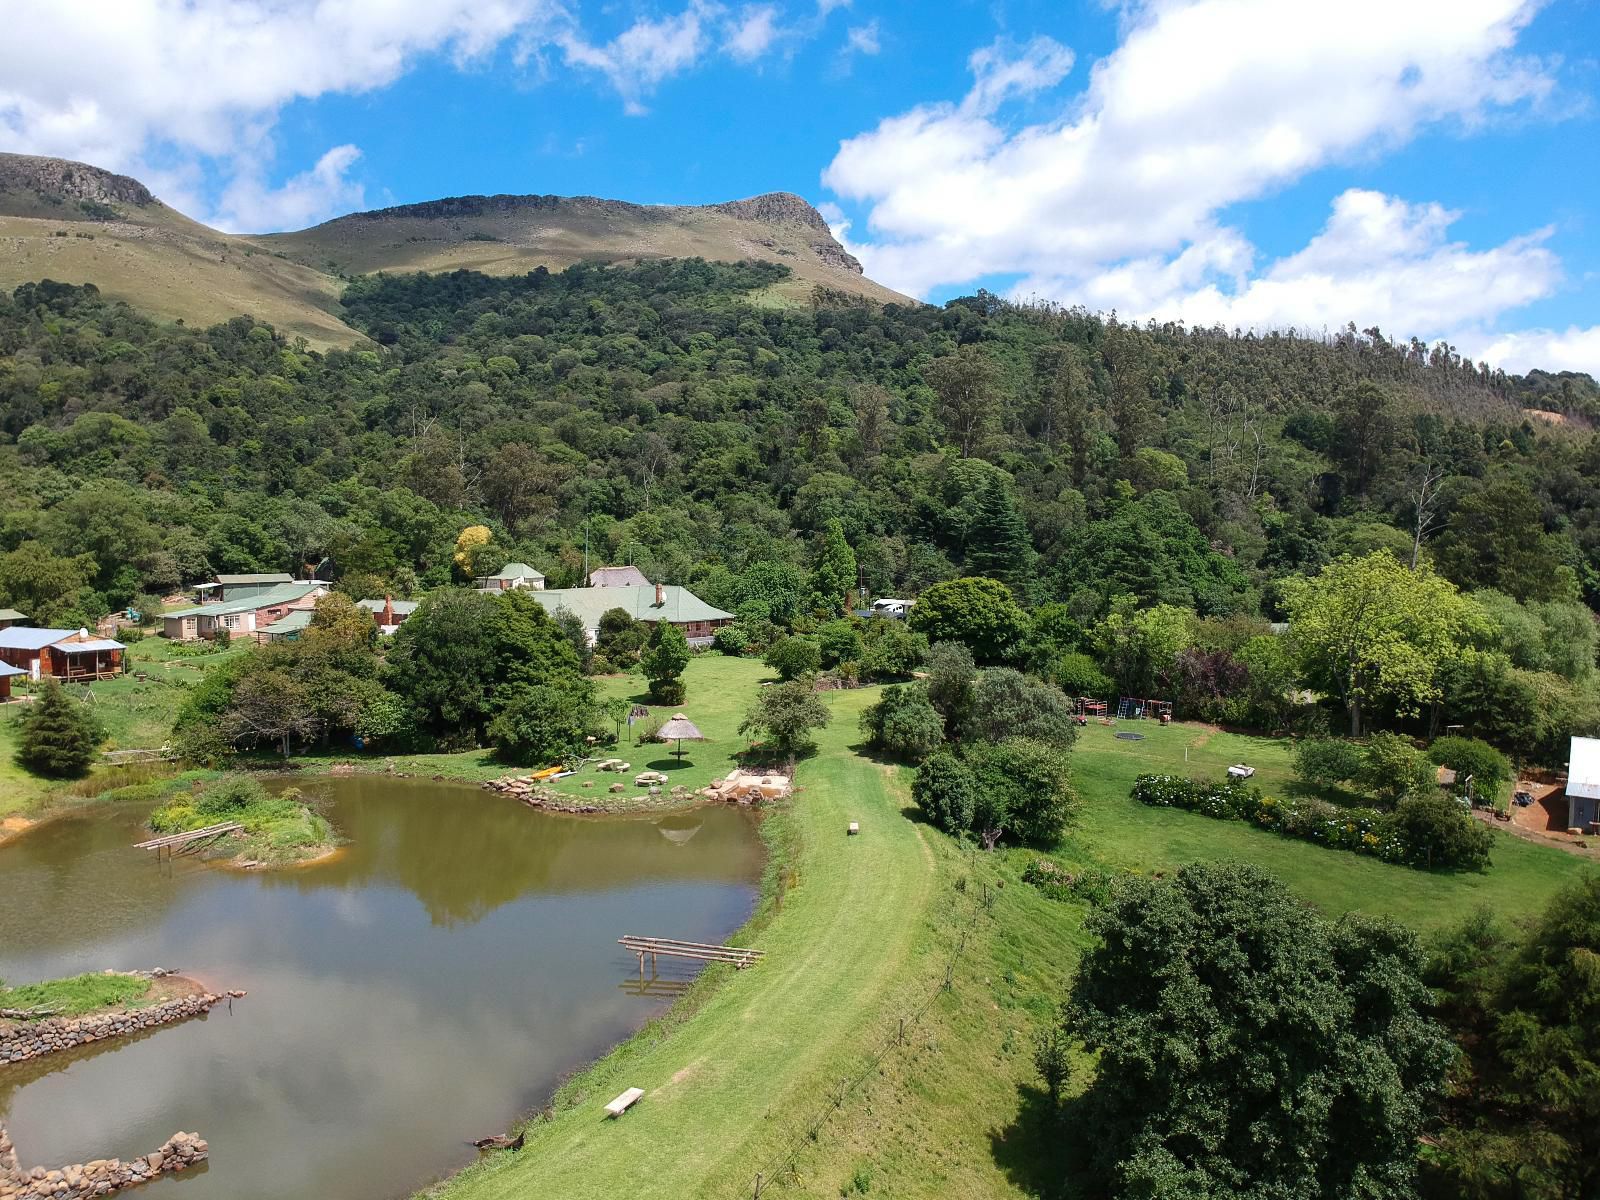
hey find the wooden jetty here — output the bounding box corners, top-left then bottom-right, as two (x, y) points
(133, 822), (243, 861)
(618, 935), (764, 976)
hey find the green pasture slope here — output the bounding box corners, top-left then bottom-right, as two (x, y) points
(428, 658), (1593, 1199)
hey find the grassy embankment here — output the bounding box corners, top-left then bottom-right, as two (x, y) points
(0, 972), (152, 1018)
(424, 658), (1594, 1200)
(0, 635), (242, 822)
(286, 660), (755, 812)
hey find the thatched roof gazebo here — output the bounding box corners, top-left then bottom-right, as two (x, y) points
(657, 713), (707, 763)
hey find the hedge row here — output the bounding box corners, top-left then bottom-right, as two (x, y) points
(1131, 773), (1491, 871)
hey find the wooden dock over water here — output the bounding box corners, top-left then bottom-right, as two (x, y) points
(618, 935), (764, 976)
(134, 822), (243, 861)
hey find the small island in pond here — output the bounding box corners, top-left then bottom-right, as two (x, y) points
(147, 775), (337, 869)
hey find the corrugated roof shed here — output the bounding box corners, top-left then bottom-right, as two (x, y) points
(1569, 736), (1600, 800)
(0, 608), (27, 622)
(262, 610), (314, 636)
(0, 661), (25, 678)
(55, 637), (126, 653)
(478, 562), (544, 582)
(216, 573), (294, 585)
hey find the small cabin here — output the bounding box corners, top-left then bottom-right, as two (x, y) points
(1566, 736), (1600, 832)
(474, 562), (546, 592)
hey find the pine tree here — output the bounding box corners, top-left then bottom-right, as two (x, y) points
(15, 679), (104, 777)
(641, 621), (690, 705)
(809, 518), (857, 615)
(965, 476), (1034, 591)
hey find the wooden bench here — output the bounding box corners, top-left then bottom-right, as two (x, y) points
(605, 1087), (644, 1118)
(847, 822), (860, 836)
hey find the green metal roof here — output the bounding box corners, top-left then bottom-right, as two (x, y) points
(526, 585), (732, 629)
(165, 582), (325, 620)
(0, 608), (26, 622)
(262, 609), (314, 636)
(477, 562), (544, 582)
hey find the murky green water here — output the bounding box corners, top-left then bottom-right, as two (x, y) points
(0, 777), (763, 1199)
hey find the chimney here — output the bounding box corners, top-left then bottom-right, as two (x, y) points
(381, 595), (395, 626)
(655, 581), (664, 606)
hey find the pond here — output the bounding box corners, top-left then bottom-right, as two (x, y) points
(0, 777), (764, 1199)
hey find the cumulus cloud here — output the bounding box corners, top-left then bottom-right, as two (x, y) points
(559, 3), (716, 113)
(0, 0), (561, 228)
(1023, 190), (1562, 340)
(832, 0), (1555, 315)
(1471, 325), (1600, 375)
(215, 144), (366, 233)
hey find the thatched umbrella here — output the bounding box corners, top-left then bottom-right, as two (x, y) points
(657, 713), (707, 763)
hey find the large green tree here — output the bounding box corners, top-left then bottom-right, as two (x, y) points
(907, 577), (1028, 664)
(1283, 550), (1486, 735)
(1062, 862), (1451, 1199)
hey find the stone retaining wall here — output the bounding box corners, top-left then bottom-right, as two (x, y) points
(0, 1124), (207, 1200)
(1, 992), (230, 1066)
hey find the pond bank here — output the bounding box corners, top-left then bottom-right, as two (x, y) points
(1, 975), (241, 1066)
(0, 1123), (208, 1200)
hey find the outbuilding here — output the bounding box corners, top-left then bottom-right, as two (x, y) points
(0, 627), (126, 682)
(1565, 736), (1600, 831)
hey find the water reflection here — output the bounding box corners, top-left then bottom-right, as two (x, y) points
(0, 778), (762, 1200)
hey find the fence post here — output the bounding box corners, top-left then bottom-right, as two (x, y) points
(754, 1172), (762, 1198)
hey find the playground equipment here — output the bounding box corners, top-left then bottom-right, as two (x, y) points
(1075, 697), (1109, 718)
(1116, 697), (1173, 722)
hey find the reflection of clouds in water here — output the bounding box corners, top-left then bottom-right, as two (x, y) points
(0, 782), (762, 1200)
(329, 889), (375, 928)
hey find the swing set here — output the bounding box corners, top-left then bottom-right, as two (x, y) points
(1116, 697), (1173, 723)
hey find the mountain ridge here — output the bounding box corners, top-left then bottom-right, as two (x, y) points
(0, 152), (905, 348)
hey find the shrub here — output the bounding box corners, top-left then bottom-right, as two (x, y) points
(965, 738), (1078, 848)
(641, 621), (690, 704)
(1052, 651), (1112, 699)
(711, 623), (750, 656)
(912, 750), (976, 835)
(1131, 773), (1490, 872)
(213, 628), (232, 649)
(858, 618), (924, 681)
(859, 683), (944, 762)
(765, 635), (822, 681)
(816, 619), (864, 669)
(1362, 732), (1437, 803)
(1388, 792), (1494, 870)
(487, 684), (597, 765)
(1293, 738), (1364, 789)
(962, 668), (1078, 749)
(739, 679), (830, 757)
(1428, 735), (1512, 803)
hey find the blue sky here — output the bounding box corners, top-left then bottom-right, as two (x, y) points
(2, 0), (1597, 373)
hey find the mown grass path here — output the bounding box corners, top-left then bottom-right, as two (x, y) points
(429, 672), (937, 1200)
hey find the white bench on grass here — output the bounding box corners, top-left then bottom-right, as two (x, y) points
(605, 1088), (644, 1118)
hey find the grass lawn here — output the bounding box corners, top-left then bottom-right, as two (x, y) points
(425, 662), (1594, 1200)
(1063, 721), (1591, 931)
(0, 971), (152, 1018)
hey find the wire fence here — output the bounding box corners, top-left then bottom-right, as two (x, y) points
(739, 855), (999, 1199)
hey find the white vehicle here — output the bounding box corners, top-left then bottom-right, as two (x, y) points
(870, 598), (914, 618)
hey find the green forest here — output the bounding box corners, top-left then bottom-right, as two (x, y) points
(2, 262), (1600, 763)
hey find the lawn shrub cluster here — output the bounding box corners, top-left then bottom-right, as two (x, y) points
(1132, 773), (1493, 870)
(149, 774), (334, 867)
(1020, 858), (1117, 906)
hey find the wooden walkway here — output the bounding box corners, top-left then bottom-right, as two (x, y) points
(618, 935), (764, 976)
(133, 822), (242, 861)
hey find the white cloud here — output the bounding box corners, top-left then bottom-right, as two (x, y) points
(824, 0), (1553, 297)
(963, 37), (1074, 116)
(1471, 325), (1600, 375)
(215, 144), (366, 233)
(559, 3), (715, 114)
(844, 21), (881, 57)
(0, 0), (560, 229)
(726, 5), (783, 62)
(1023, 189), (1561, 336)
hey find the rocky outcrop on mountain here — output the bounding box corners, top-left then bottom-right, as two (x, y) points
(0, 154), (154, 210)
(714, 193), (863, 274)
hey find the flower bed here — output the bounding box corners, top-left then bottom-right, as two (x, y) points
(1131, 773), (1489, 870)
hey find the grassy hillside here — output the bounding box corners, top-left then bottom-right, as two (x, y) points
(258, 192), (911, 310)
(0, 153), (907, 342)
(425, 657), (1591, 1200)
